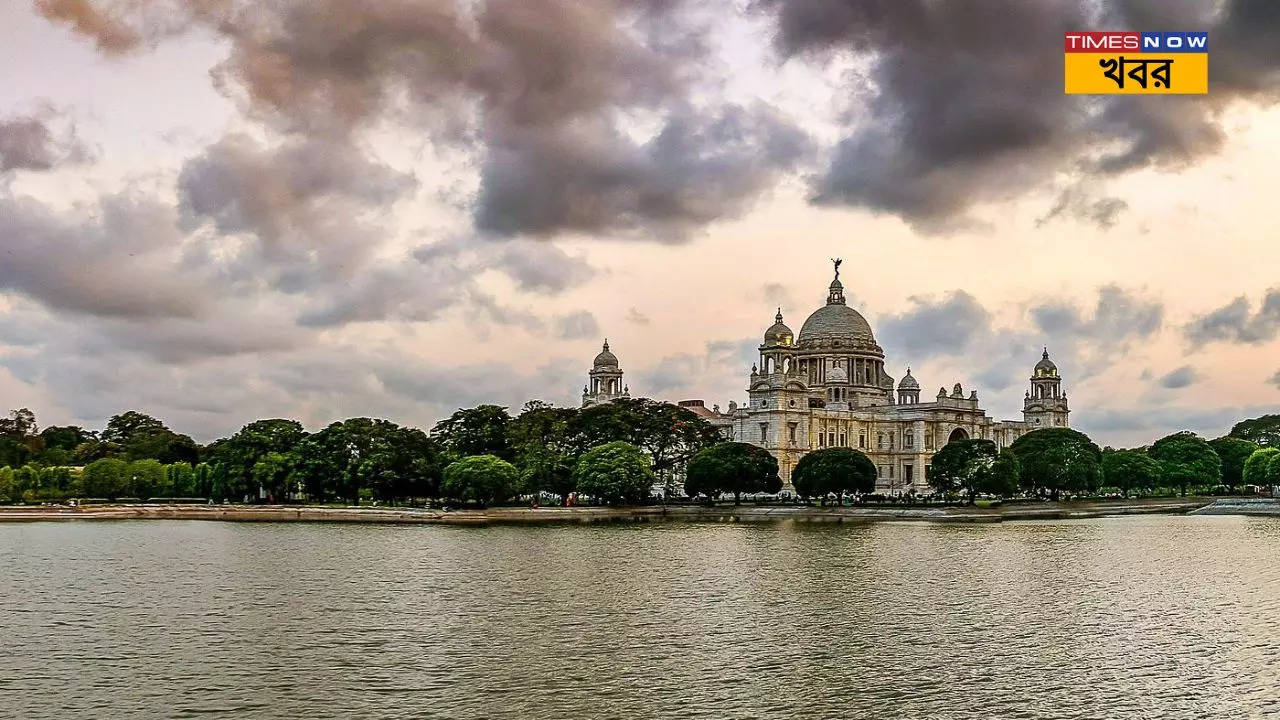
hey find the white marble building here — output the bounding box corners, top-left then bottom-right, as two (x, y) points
(580, 261), (1070, 493)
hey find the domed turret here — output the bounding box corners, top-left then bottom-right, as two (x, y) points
(584, 339), (626, 407)
(898, 368), (919, 390)
(764, 309), (793, 346)
(897, 367), (921, 405)
(1034, 347), (1058, 377)
(593, 339), (619, 369)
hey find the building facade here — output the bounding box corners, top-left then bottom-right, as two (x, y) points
(578, 261), (1070, 494)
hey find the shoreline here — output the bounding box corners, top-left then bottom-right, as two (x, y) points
(2, 496), (1264, 526)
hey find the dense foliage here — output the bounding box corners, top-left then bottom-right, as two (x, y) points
(441, 455), (519, 507)
(1101, 450), (1161, 498)
(927, 439), (997, 502)
(1009, 428), (1103, 500)
(1209, 437), (1260, 490)
(572, 441), (655, 505)
(1243, 448), (1279, 488)
(1229, 414), (1280, 448)
(791, 448), (876, 503)
(2, 406), (1275, 507)
(684, 442), (781, 504)
(1148, 432), (1222, 497)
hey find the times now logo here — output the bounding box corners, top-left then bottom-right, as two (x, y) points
(1064, 32), (1208, 52)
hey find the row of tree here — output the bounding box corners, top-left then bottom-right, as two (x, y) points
(1, 406), (1278, 507)
(0, 399), (723, 505)
(928, 427), (1280, 502)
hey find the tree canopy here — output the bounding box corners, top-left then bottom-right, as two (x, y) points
(1102, 450), (1160, 497)
(1229, 414), (1280, 448)
(1149, 431), (1222, 496)
(1209, 436), (1260, 490)
(1243, 448), (1280, 488)
(684, 442), (781, 504)
(927, 439), (998, 502)
(572, 441), (654, 505)
(1009, 428), (1102, 500)
(432, 405), (512, 461)
(441, 454), (519, 507)
(791, 448), (876, 503)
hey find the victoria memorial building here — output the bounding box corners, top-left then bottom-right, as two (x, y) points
(580, 261), (1071, 495)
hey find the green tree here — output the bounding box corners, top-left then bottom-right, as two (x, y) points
(684, 442), (781, 504)
(508, 401), (578, 504)
(101, 411), (198, 464)
(166, 463), (197, 496)
(433, 405), (513, 461)
(791, 448), (877, 505)
(360, 426), (442, 504)
(982, 449), (1022, 497)
(568, 398), (721, 491)
(82, 458), (130, 500)
(1102, 450), (1160, 498)
(1229, 414), (1280, 448)
(928, 439), (998, 502)
(252, 452), (295, 502)
(1010, 428), (1103, 500)
(73, 440), (122, 464)
(39, 424), (94, 449)
(1209, 437), (1261, 490)
(1266, 453), (1280, 490)
(129, 459), (168, 499)
(193, 463), (214, 497)
(572, 441), (655, 505)
(440, 455), (520, 507)
(206, 419), (307, 500)
(0, 466), (17, 503)
(1149, 431), (1222, 497)
(1244, 448), (1280, 488)
(0, 408), (40, 468)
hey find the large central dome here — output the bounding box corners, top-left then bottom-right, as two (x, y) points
(796, 266), (876, 347)
(798, 304), (876, 346)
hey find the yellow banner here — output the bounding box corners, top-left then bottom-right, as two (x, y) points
(1064, 53), (1208, 94)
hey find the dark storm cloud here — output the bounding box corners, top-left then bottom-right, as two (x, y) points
(0, 193), (205, 318)
(877, 286), (1164, 392)
(1030, 285), (1164, 342)
(1184, 289), (1280, 347)
(1158, 365), (1200, 389)
(43, 0), (806, 240)
(475, 103), (810, 238)
(756, 0), (1280, 231)
(878, 291), (993, 359)
(0, 114), (85, 173)
(177, 133), (416, 289)
(496, 244), (597, 294)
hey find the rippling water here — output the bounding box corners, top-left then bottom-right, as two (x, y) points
(3, 516), (1279, 718)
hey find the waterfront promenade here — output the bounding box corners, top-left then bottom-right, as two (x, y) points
(2, 496), (1260, 526)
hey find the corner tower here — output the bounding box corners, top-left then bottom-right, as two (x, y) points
(582, 340), (629, 407)
(1023, 348), (1069, 427)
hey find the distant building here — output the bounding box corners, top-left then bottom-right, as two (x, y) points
(577, 261), (1070, 494)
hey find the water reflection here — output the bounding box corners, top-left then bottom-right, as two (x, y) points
(2, 517), (1278, 718)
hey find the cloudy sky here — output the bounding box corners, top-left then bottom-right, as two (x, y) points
(1, 0), (1277, 446)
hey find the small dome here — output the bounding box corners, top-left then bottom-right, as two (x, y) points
(1034, 347), (1058, 376)
(898, 367), (919, 390)
(593, 340), (619, 369)
(764, 308), (793, 345)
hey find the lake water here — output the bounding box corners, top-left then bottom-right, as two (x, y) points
(2, 516), (1279, 719)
